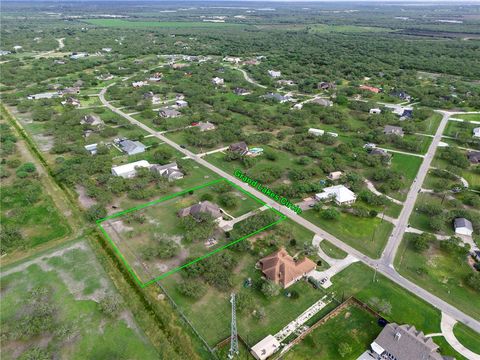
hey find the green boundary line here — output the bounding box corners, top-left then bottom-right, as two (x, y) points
(97, 178), (286, 287)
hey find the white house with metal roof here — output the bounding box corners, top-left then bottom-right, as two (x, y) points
(111, 160), (151, 178)
(315, 185), (356, 205)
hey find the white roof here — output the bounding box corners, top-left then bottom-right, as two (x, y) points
(112, 160), (150, 175)
(251, 335), (280, 360)
(308, 128), (325, 135)
(473, 127), (480, 136)
(316, 185), (356, 203)
(371, 341), (385, 355)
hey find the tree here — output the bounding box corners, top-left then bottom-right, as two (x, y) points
(261, 280), (281, 297)
(153, 147), (173, 164)
(219, 193), (238, 208)
(412, 233), (434, 252)
(466, 272), (480, 291)
(236, 291), (254, 313)
(98, 294), (123, 317)
(338, 342), (352, 358)
(85, 204), (107, 222)
(321, 207), (340, 220)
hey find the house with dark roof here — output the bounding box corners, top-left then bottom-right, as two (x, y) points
(391, 90), (412, 102)
(258, 248), (316, 289)
(367, 323), (450, 360)
(263, 93), (292, 103)
(369, 148), (392, 163)
(233, 87), (250, 96)
(178, 201), (223, 222)
(384, 125), (404, 137)
(151, 162), (184, 181)
(467, 151), (480, 164)
(318, 82), (336, 91)
(454, 218), (473, 236)
(159, 108), (181, 118)
(117, 139), (146, 156)
(229, 141), (249, 155)
(81, 114), (104, 126)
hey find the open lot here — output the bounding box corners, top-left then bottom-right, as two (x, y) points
(99, 179), (283, 285)
(0, 241), (158, 360)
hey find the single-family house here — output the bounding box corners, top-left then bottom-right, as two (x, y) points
(268, 70), (281, 78)
(84, 143), (98, 155)
(96, 74), (114, 81)
(148, 72), (163, 82)
(172, 63), (188, 69)
(367, 323), (448, 360)
(61, 97), (81, 107)
(277, 80), (295, 86)
(359, 85), (381, 93)
(391, 90), (412, 102)
(70, 52), (88, 59)
(369, 148), (392, 163)
(258, 248), (316, 289)
(111, 160), (151, 179)
(211, 77), (224, 85)
(223, 56), (241, 64)
(233, 87), (250, 96)
(60, 87), (80, 95)
(292, 103), (303, 110)
(0, 50), (12, 56)
(467, 151), (480, 164)
(363, 143), (376, 149)
(132, 81), (148, 88)
(102, 47), (112, 52)
(242, 59), (260, 66)
(454, 218), (473, 236)
(315, 185), (356, 205)
(384, 125), (404, 137)
(473, 127), (480, 138)
(159, 108), (181, 118)
(263, 93), (292, 103)
(251, 335), (281, 360)
(27, 92), (59, 100)
(81, 114), (103, 126)
(118, 139), (146, 155)
(318, 82), (336, 91)
(308, 128), (325, 136)
(229, 141), (249, 155)
(311, 98), (333, 107)
(328, 171), (343, 181)
(178, 201), (223, 222)
(175, 100), (188, 108)
(151, 162), (184, 181)
(198, 121), (216, 132)
(370, 108), (382, 114)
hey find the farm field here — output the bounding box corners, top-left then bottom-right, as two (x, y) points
(84, 19), (249, 29)
(0, 241), (158, 360)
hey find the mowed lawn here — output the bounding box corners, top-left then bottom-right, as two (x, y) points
(453, 323), (480, 354)
(85, 19), (249, 29)
(388, 153), (423, 201)
(283, 304), (380, 360)
(0, 242), (158, 360)
(395, 234), (480, 321)
(160, 253), (332, 347)
(302, 210), (393, 259)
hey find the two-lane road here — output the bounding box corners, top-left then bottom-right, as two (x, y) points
(99, 86), (480, 334)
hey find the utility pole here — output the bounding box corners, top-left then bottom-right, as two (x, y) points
(228, 293), (239, 359)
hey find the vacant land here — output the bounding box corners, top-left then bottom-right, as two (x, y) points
(100, 179), (281, 284)
(303, 210), (393, 259)
(283, 304), (380, 360)
(395, 234), (480, 321)
(0, 241), (158, 360)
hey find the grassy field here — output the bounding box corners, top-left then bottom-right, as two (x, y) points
(455, 114), (480, 121)
(303, 210), (393, 259)
(389, 153), (423, 201)
(101, 180), (273, 284)
(422, 112), (443, 135)
(85, 19), (248, 29)
(453, 322), (480, 354)
(283, 304), (380, 360)
(319, 240), (347, 259)
(395, 233), (480, 320)
(0, 241), (158, 360)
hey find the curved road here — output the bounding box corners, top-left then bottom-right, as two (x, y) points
(99, 86), (480, 335)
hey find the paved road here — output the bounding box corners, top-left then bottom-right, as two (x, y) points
(233, 67), (267, 89)
(99, 87), (480, 334)
(381, 111), (450, 266)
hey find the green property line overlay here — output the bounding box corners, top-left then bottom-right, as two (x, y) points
(97, 178), (286, 288)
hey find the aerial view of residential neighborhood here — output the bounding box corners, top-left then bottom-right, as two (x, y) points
(1, 0), (480, 359)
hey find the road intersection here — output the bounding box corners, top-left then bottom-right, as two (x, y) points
(99, 86), (480, 334)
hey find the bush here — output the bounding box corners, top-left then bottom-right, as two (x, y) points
(98, 294), (123, 317)
(177, 280), (207, 299)
(261, 280), (281, 297)
(85, 204), (107, 222)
